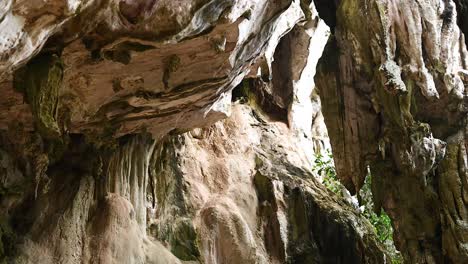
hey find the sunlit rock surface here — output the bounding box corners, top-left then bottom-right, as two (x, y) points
(0, 101), (389, 263)
(0, 1), (390, 263)
(0, 0), (305, 137)
(1, 0), (466, 263)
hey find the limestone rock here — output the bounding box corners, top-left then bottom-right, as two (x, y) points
(316, 0), (468, 262)
(0, 0), (306, 138)
(4, 0), (467, 263)
(0, 102), (389, 264)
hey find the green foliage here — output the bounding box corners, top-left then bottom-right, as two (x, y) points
(312, 152), (342, 196)
(312, 151), (402, 262)
(359, 176), (393, 243)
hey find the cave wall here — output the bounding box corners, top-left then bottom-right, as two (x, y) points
(0, 1), (392, 263)
(1, 0), (467, 263)
(1, 101), (390, 263)
(315, 0), (468, 263)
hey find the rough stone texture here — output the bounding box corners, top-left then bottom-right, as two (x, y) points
(315, 0), (468, 263)
(0, 102), (389, 264)
(0, 0), (306, 138)
(3, 0), (467, 263)
(149, 104), (389, 264)
(0, 1), (390, 263)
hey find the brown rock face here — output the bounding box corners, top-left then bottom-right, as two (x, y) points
(1, 0), (466, 263)
(0, 0), (301, 138)
(1, 102), (389, 263)
(316, 0), (467, 263)
(0, 1), (390, 263)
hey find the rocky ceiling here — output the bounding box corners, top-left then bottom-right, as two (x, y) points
(0, 0), (467, 264)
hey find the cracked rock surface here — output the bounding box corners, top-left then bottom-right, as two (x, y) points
(316, 0), (468, 263)
(1, 0), (305, 138)
(1, 0), (467, 263)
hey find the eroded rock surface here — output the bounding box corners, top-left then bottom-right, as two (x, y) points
(149, 104), (388, 264)
(0, 101), (389, 263)
(0, 1), (389, 263)
(1, 0), (466, 263)
(0, 0), (307, 138)
(316, 0), (468, 263)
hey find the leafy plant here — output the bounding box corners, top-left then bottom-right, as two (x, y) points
(312, 151), (402, 262)
(359, 175), (393, 243)
(312, 152), (342, 196)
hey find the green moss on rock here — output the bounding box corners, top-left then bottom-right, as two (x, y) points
(13, 53), (63, 139)
(170, 219), (200, 261)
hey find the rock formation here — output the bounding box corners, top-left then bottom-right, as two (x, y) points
(0, 0), (466, 263)
(316, 0), (467, 263)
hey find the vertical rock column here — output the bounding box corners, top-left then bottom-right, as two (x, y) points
(105, 135), (156, 232)
(316, 0), (468, 262)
